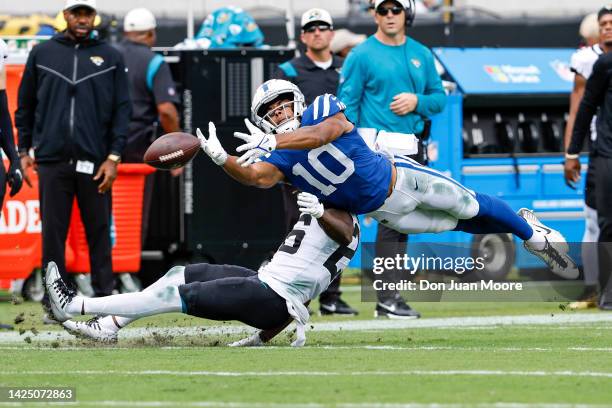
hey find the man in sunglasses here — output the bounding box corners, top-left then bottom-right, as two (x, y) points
(337, 0), (442, 319)
(271, 8), (358, 316)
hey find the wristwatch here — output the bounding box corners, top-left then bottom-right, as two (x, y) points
(564, 153), (579, 160)
(107, 154), (121, 163)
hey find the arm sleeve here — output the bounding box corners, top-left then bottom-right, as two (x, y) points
(0, 89), (18, 163)
(337, 50), (366, 125)
(14, 50), (37, 154)
(109, 55), (132, 155)
(414, 51), (446, 117)
(152, 62), (179, 105)
(568, 57), (609, 155)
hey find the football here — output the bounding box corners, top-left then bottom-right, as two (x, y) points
(144, 132), (200, 170)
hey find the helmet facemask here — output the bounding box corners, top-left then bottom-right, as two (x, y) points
(252, 80), (306, 135)
(259, 96), (302, 134)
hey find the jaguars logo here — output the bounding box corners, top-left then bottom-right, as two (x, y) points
(307, 10), (322, 22)
(90, 56), (104, 67)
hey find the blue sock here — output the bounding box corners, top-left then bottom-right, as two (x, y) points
(454, 193), (533, 240)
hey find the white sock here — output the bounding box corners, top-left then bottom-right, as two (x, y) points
(79, 266), (187, 330)
(66, 266), (185, 320)
(97, 315), (131, 332)
(76, 288), (182, 318)
(526, 227), (546, 251)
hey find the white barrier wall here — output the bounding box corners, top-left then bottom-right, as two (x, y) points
(456, 0), (609, 17)
(1, 0), (349, 18)
(0, 0), (604, 19)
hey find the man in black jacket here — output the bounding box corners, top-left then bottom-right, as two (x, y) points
(15, 0), (131, 302)
(0, 39), (23, 210)
(565, 6), (612, 310)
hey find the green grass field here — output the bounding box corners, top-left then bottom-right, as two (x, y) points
(1, 288), (612, 407)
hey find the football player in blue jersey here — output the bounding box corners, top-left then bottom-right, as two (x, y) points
(197, 79), (578, 279)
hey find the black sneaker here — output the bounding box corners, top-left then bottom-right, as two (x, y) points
(319, 298), (359, 316)
(375, 298), (420, 319)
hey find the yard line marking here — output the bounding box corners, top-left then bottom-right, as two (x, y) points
(1, 402), (610, 408)
(2, 345), (612, 352)
(3, 370), (612, 379)
(2, 312), (612, 344)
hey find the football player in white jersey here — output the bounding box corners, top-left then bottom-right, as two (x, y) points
(45, 192), (359, 347)
(197, 79), (578, 280)
(564, 7), (612, 308)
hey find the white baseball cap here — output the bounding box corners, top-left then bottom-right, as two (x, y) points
(374, 0), (408, 9)
(124, 8), (157, 32)
(64, 0), (96, 11)
(301, 8), (333, 29)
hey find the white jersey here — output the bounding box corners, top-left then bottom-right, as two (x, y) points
(571, 44), (603, 141)
(258, 212), (359, 344)
(571, 44), (602, 79)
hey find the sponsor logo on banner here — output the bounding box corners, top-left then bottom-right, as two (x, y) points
(0, 200), (41, 234)
(550, 59), (574, 82)
(484, 65), (541, 84)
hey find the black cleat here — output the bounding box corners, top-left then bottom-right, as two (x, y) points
(375, 297), (420, 319)
(319, 298), (359, 316)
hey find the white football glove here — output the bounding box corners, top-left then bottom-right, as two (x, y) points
(234, 118), (277, 167)
(228, 332), (264, 347)
(196, 122), (228, 166)
(297, 192), (324, 219)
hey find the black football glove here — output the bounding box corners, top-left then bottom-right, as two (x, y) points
(7, 160), (23, 197)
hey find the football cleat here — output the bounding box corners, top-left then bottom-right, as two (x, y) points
(568, 300), (598, 310)
(518, 208), (579, 279)
(44, 261), (77, 322)
(63, 317), (118, 343)
(375, 296), (421, 319)
(228, 332), (264, 347)
(319, 298), (359, 316)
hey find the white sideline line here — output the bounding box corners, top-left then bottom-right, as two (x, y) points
(3, 369), (612, 379)
(2, 312), (612, 344)
(0, 345), (609, 352)
(0, 403), (609, 408)
(1, 345), (611, 352)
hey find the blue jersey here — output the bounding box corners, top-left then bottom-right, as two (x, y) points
(262, 94), (392, 214)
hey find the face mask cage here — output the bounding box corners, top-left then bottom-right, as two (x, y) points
(255, 91), (304, 134)
(261, 100), (298, 133)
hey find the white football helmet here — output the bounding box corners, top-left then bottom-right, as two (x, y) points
(251, 79), (306, 134)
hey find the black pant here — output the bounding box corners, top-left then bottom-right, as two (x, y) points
(367, 224), (409, 302)
(281, 184), (341, 302)
(38, 162), (115, 296)
(595, 156), (612, 302)
(179, 263), (290, 330)
(366, 146), (427, 303)
(0, 161), (6, 212)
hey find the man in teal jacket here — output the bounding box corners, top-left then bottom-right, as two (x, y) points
(338, 0), (445, 319)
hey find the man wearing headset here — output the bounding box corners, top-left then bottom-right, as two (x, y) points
(338, 0), (445, 319)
